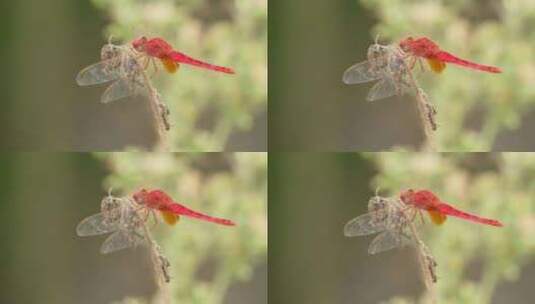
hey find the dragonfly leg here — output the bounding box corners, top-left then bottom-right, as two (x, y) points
(144, 57), (158, 77)
(418, 210), (425, 224)
(153, 58), (159, 74)
(418, 58), (426, 72)
(136, 56), (153, 77)
(407, 208), (418, 223)
(399, 205), (419, 228)
(133, 205), (151, 223)
(409, 56), (420, 70)
(400, 205), (414, 216)
(150, 209), (159, 227)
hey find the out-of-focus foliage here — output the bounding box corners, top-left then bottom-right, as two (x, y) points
(92, 0), (266, 151)
(366, 152), (535, 303)
(360, 0), (533, 151)
(97, 152), (267, 303)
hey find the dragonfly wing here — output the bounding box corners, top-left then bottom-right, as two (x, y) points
(343, 61), (382, 84)
(76, 60), (121, 86)
(100, 78), (143, 103)
(368, 230), (412, 254)
(100, 229), (146, 254)
(366, 77), (400, 101)
(344, 212), (387, 237)
(76, 213), (118, 237)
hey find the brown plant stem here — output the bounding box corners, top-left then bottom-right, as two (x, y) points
(125, 46), (169, 150)
(406, 69), (436, 151)
(126, 197), (171, 304)
(139, 66), (169, 150)
(397, 201), (437, 301)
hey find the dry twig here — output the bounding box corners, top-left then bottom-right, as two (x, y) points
(397, 201), (438, 300)
(119, 45), (170, 149)
(405, 65), (437, 150)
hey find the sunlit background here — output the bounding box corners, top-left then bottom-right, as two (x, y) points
(270, 0), (535, 151)
(0, 152), (267, 304)
(0, 0), (266, 151)
(269, 153), (535, 303)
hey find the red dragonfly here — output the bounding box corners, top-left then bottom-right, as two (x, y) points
(76, 190), (234, 254)
(400, 189), (503, 227)
(76, 36), (234, 104)
(399, 36), (502, 74)
(133, 188), (235, 226)
(344, 190), (502, 255)
(131, 36), (235, 75)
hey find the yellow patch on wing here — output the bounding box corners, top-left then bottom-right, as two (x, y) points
(160, 57), (179, 73)
(426, 58), (446, 74)
(161, 210), (179, 225)
(427, 210), (447, 225)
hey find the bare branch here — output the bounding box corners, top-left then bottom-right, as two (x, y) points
(405, 68), (437, 151)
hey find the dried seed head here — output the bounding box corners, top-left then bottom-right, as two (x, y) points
(100, 195), (122, 225)
(100, 44), (121, 62)
(367, 43), (390, 71)
(368, 195), (389, 213)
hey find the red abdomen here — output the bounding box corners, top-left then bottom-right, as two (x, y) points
(435, 51), (501, 73)
(169, 51), (235, 74)
(167, 203), (235, 226)
(436, 203), (503, 227)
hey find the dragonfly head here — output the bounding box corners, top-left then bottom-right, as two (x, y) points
(399, 189), (416, 205)
(132, 36), (148, 52)
(133, 188), (149, 205)
(398, 37), (414, 52)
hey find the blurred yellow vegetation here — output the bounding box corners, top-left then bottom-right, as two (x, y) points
(93, 0), (266, 150)
(97, 152), (267, 304)
(366, 152), (535, 303)
(361, 0), (535, 150)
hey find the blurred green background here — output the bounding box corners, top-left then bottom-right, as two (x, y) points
(0, 0), (266, 151)
(0, 152), (266, 304)
(269, 152), (535, 303)
(269, 0), (535, 151)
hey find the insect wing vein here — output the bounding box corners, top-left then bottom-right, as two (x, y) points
(343, 60), (382, 84)
(76, 60), (122, 86)
(99, 229), (145, 254)
(368, 230), (410, 254)
(344, 212), (387, 237)
(76, 213), (119, 237)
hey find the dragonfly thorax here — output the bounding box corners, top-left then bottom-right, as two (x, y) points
(132, 36), (148, 52)
(133, 188), (149, 205)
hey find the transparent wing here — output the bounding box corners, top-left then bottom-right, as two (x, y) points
(100, 229), (146, 254)
(368, 230), (412, 255)
(76, 213), (119, 237)
(342, 60), (382, 84)
(344, 212), (387, 237)
(76, 60), (121, 86)
(365, 78), (400, 101)
(100, 78), (144, 103)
